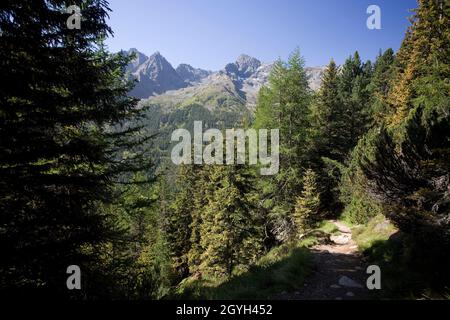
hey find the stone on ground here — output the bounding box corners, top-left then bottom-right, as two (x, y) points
(330, 233), (351, 245)
(346, 291), (355, 297)
(338, 275), (364, 288)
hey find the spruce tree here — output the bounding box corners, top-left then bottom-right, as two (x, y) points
(199, 164), (262, 278)
(166, 164), (199, 279)
(293, 169), (320, 237)
(310, 59), (344, 160)
(308, 59), (346, 215)
(0, 0), (150, 296)
(368, 49), (395, 125)
(338, 51), (373, 154)
(186, 164), (213, 275)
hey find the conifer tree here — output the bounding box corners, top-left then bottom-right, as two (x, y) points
(166, 164), (199, 279)
(385, 0), (449, 127)
(308, 60), (347, 215)
(0, 0), (150, 295)
(310, 60), (344, 160)
(357, 0), (450, 283)
(112, 174), (171, 299)
(199, 164), (262, 277)
(293, 169), (320, 236)
(338, 51), (373, 154)
(368, 49), (395, 125)
(253, 49), (312, 242)
(186, 165), (211, 275)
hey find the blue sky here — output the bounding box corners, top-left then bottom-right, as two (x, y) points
(105, 0), (418, 70)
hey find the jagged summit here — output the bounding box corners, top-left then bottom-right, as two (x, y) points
(125, 50), (184, 98)
(124, 48), (148, 73)
(225, 54), (262, 79)
(123, 49), (211, 98)
(176, 63), (211, 84)
(135, 51), (175, 76)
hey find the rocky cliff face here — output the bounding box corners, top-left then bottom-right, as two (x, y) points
(225, 54), (262, 79)
(125, 48), (149, 73)
(125, 51), (185, 98)
(176, 63), (211, 85)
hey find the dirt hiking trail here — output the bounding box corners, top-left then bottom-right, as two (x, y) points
(278, 220), (373, 300)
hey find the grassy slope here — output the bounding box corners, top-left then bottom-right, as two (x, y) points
(174, 237), (318, 300)
(349, 214), (449, 299)
(173, 221), (344, 300)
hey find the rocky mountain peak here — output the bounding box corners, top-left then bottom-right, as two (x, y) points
(124, 49), (325, 101)
(236, 54), (261, 72)
(127, 50), (185, 98)
(124, 48), (148, 73)
(176, 63), (211, 84)
(138, 51), (171, 74)
(225, 54), (262, 79)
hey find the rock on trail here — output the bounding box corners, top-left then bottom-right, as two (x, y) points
(330, 233), (351, 245)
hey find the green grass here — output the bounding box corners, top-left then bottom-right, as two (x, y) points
(351, 215), (415, 298)
(174, 238), (315, 300)
(352, 214), (397, 251)
(316, 220), (339, 235)
(352, 214), (450, 299)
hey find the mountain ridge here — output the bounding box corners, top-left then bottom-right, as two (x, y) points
(124, 49), (326, 104)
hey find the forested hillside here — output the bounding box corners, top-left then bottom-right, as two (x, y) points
(0, 0), (448, 300)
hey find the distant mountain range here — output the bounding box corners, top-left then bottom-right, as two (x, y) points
(123, 49), (326, 109)
(120, 50), (325, 167)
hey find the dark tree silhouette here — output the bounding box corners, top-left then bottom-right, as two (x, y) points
(0, 0), (150, 297)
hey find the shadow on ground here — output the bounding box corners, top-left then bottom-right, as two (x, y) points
(278, 249), (372, 300)
(174, 246), (312, 300)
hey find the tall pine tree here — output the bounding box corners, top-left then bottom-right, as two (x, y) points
(166, 164), (201, 279)
(368, 49), (395, 125)
(310, 59), (345, 161)
(253, 49), (312, 242)
(338, 51), (372, 154)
